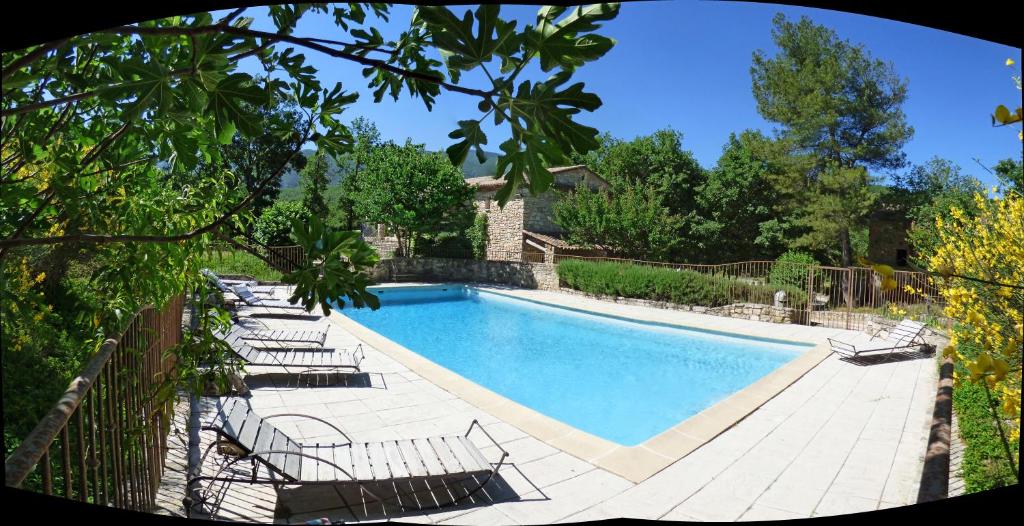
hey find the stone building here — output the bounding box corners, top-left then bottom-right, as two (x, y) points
(868, 208), (912, 268)
(467, 165), (611, 262)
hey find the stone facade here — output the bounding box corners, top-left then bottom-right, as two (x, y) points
(467, 165), (610, 261)
(372, 257), (559, 290)
(869, 208), (912, 267)
(474, 189), (526, 260)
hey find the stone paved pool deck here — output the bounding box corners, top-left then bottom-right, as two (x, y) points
(178, 284), (942, 523)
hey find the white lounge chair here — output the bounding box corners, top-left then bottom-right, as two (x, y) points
(828, 319), (928, 360)
(202, 268), (277, 295)
(232, 317), (329, 348)
(185, 398), (508, 516)
(215, 326), (364, 372)
(232, 284), (316, 316)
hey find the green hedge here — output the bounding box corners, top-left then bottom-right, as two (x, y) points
(557, 259), (806, 308)
(952, 341), (1020, 492)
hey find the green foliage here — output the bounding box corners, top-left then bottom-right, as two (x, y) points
(751, 13), (913, 265)
(198, 248), (282, 282)
(468, 213), (489, 260)
(350, 141), (475, 256)
(692, 131), (787, 262)
(301, 150), (331, 219)
(557, 259), (807, 308)
(572, 128), (706, 219)
(789, 165), (879, 265)
(895, 158), (985, 266)
(283, 216), (380, 316)
(953, 341), (1021, 492)
(199, 95), (310, 217)
(337, 117), (383, 230)
(253, 201), (307, 247)
(994, 157), (1023, 195)
(409, 3), (620, 201)
(555, 180), (684, 261)
(768, 250), (818, 291)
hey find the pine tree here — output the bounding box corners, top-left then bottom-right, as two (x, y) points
(751, 14), (914, 266)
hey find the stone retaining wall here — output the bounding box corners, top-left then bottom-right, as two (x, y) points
(372, 257), (558, 290)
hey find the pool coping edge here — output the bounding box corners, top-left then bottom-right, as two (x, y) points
(328, 284), (834, 483)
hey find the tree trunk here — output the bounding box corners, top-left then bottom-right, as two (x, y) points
(839, 227), (852, 267)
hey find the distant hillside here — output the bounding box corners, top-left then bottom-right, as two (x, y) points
(279, 149), (347, 189)
(460, 150), (499, 178)
(279, 148), (499, 188)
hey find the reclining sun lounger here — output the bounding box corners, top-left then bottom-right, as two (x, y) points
(231, 317), (329, 347)
(827, 319), (928, 360)
(216, 326), (364, 372)
(232, 284), (315, 315)
(184, 398), (508, 516)
(202, 268), (276, 295)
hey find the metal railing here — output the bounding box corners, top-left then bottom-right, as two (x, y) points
(264, 245), (306, 274)
(5, 295), (185, 512)
(552, 254), (944, 330)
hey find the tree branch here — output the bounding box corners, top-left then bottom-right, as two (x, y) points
(0, 122), (313, 252)
(100, 24), (492, 98)
(1, 38), (68, 81)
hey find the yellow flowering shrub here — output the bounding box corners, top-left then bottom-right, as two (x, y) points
(930, 192), (1023, 442)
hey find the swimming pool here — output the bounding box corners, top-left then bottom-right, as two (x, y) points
(338, 285), (811, 446)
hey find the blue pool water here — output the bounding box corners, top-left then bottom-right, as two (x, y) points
(338, 286), (810, 445)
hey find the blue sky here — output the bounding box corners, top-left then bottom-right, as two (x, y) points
(227, 1), (1022, 188)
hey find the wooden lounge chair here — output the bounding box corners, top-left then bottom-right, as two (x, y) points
(215, 326), (364, 372)
(827, 319), (928, 361)
(184, 398), (509, 516)
(232, 317), (329, 348)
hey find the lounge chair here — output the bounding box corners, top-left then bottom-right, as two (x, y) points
(232, 284), (314, 314)
(215, 326), (364, 372)
(232, 317), (329, 347)
(827, 319), (928, 360)
(184, 397), (508, 516)
(202, 268), (277, 295)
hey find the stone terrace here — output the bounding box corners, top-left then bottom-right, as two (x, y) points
(164, 285), (944, 524)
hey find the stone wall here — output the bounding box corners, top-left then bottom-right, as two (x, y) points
(868, 212), (912, 267)
(372, 257), (559, 290)
(523, 190), (563, 235)
(473, 190), (525, 259)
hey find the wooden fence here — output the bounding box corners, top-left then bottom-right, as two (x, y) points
(4, 295), (185, 512)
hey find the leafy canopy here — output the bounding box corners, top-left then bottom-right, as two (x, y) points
(1, 4), (618, 399)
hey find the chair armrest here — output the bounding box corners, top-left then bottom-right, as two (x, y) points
(352, 344), (366, 368)
(263, 414), (352, 446)
(465, 419), (509, 462)
(827, 338), (857, 355)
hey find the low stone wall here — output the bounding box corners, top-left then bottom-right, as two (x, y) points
(556, 288), (798, 324)
(372, 257), (559, 290)
(707, 302), (797, 324)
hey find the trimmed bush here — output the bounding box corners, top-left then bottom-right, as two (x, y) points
(557, 259), (805, 308)
(768, 250), (817, 290)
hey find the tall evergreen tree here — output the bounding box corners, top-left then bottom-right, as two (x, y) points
(751, 13), (914, 266)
